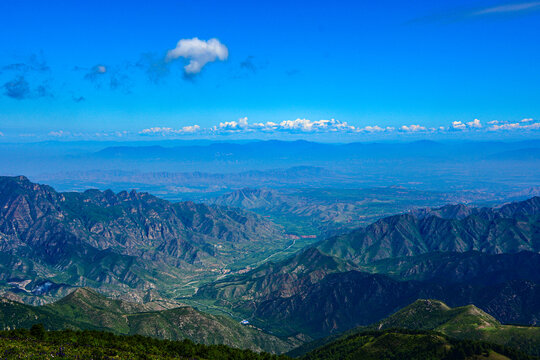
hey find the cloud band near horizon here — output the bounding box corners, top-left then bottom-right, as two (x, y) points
(137, 117), (540, 136)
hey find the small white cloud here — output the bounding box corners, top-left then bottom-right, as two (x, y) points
(363, 125), (385, 132)
(48, 130), (69, 137)
(215, 117), (355, 133)
(452, 121), (467, 130)
(400, 124), (427, 132)
(473, 2), (540, 16)
(182, 125), (201, 133)
(275, 118), (355, 132)
(467, 119), (482, 128)
(166, 37), (228, 75)
(489, 122), (521, 131)
(487, 120), (499, 125)
(114, 131), (129, 137)
(487, 118), (539, 131)
(219, 117), (250, 131)
(0, 131), (4, 136)
(358, 125), (395, 133)
(139, 125), (201, 135)
(238, 116), (249, 127)
(524, 122), (540, 129)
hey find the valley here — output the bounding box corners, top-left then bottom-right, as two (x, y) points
(1, 175), (540, 358)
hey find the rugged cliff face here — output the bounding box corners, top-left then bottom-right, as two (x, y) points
(0, 176), (286, 297)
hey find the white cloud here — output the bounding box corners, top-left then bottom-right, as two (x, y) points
(467, 119), (482, 128)
(400, 124), (427, 132)
(214, 117), (355, 133)
(358, 125), (395, 133)
(489, 122), (521, 131)
(452, 119), (483, 130)
(276, 118), (354, 132)
(166, 38), (228, 74)
(363, 125), (385, 132)
(473, 1), (540, 15)
(488, 119), (539, 131)
(0, 131), (3, 136)
(48, 130), (69, 137)
(139, 125), (201, 135)
(136, 117), (539, 138)
(218, 117), (250, 131)
(452, 121), (467, 130)
(524, 122), (540, 129)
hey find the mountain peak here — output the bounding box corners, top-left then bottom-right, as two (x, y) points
(373, 299), (500, 332)
(409, 299), (451, 311)
(0, 175), (39, 189)
(70, 287), (98, 295)
(63, 287), (104, 302)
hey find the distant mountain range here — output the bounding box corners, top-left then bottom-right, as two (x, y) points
(209, 187), (460, 236)
(37, 166), (337, 187)
(35, 166), (351, 201)
(91, 140), (540, 162)
(3, 140), (539, 200)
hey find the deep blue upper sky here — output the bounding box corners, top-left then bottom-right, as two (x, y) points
(0, 0), (539, 141)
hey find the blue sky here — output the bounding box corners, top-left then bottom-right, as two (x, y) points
(0, 0), (539, 141)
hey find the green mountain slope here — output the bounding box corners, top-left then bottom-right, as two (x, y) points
(0, 288), (297, 353)
(372, 299), (499, 331)
(371, 299), (540, 356)
(0, 297), (84, 331)
(298, 329), (537, 360)
(0, 327), (290, 360)
(291, 300), (540, 358)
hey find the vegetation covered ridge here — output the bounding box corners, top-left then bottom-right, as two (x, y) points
(0, 325), (289, 360)
(299, 329), (539, 360)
